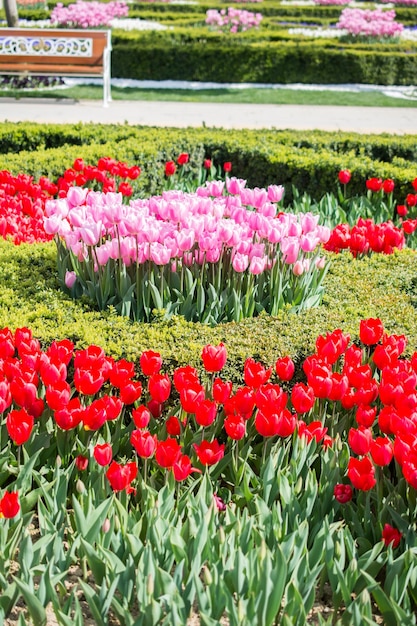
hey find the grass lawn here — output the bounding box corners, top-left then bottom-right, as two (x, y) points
(1, 83), (417, 107)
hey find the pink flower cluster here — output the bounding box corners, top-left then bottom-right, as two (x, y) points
(324, 218), (405, 257)
(44, 178), (329, 276)
(50, 0), (128, 28)
(336, 8), (404, 38)
(206, 7), (263, 32)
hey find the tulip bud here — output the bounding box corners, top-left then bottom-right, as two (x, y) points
(76, 479), (85, 494)
(56, 455), (62, 468)
(259, 539), (267, 562)
(238, 600), (245, 623)
(114, 515), (121, 531)
(203, 566), (213, 586)
(147, 573), (154, 596)
(101, 518), (111, 534)
(218, 526), (226, 544)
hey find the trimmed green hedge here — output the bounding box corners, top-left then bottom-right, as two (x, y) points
(110, 30), (417, 85)
(0, 124), (416, 202)
(1, 238), (417, 383)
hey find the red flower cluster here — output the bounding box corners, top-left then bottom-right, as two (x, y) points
(324, 218), (405, 256)
(0, 170), (56, 244)
(2, 321), (417, 508)
(58, 157), (140, 198)
(0, 158), (141, 245)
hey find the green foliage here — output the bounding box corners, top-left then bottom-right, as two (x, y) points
(110, 29), (417, 85)
(0, 123), (416, 203)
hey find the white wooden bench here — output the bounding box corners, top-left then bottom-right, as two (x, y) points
(0, 28), (112, 106)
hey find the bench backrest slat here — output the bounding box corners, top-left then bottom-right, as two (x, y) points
(0, 28), (112, 106)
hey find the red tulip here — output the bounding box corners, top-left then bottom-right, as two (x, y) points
(45, 339), (74, 366)
(6, 407), (34, 445)
(173, 366), (200, 392)
(0, 376), (12, 413)
(359, 318), (384, 346)
(307, 364), (333, 399)
(298, 420), (327, 444)
(106, 460), (137, 492)
(75, 455), (88, 471)
(132, 405), (151, 429)
(333, 483), (353, 504)
(193, 440), (225, 466)
(212, 378), (233, 404)
(177, 153), (189, 166)
(224, 413), (246, 440)
(370, 437), (393, 466)
(338, 169), (351, 185)
(406, 193), (417, 207)
(40, 357), (67, 386)
(140, 350), (163, 377)
(315, 329), (350, 365)
(165, 161), (176, 177)
(109, 358), (135, 387)
(172, 454), (200, 481)
(347, 456), (376, 491)
(180, 384), (206, 414)
(328, 373), (349, 402)
(147, 399), (163, 418)
(195, 399), (218, 427)
(166, 416), (181, 436)
(382, 179), (394, 194)
(255, 408), (296, 438)
(131, 430), (157, 458)
(348, 426), (373, 456)
(148, 374), (171, 404)
(54, 398), (85, 431)
(402, 458), (417, 489)
(118, 182), (133, 197)
(93, 443), (113, 467)
(155, 438), (182, 469)
(255, 383), (287, 413)
(244, 358), (272, 388)
(224, 387), (255, 420)
(355, 404), (377, 428)
(126, 165), (140, 180)
(0, 491), (20, 518)
(275, 356), (295, 381)
(74, 368), (105, 396)
(119, 380), (143, 405)
(83, 397), (109, 431)
(201, 343), (227, 372)
(382, 524), (402, 548)
(45, 381), (71, 411)
(366, 177), (383, 193)
(291, 383), (315, 414)
(223, 162), (232, 173)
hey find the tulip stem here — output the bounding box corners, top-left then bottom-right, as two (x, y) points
(144, 458), (148, 486)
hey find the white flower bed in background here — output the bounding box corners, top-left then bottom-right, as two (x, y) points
(288, 25), (417, 41)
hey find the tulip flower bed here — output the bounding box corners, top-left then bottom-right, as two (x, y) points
(1, 317), (417, 624)
(45, 179), (330, 323)
(2, 150), (417, 623)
